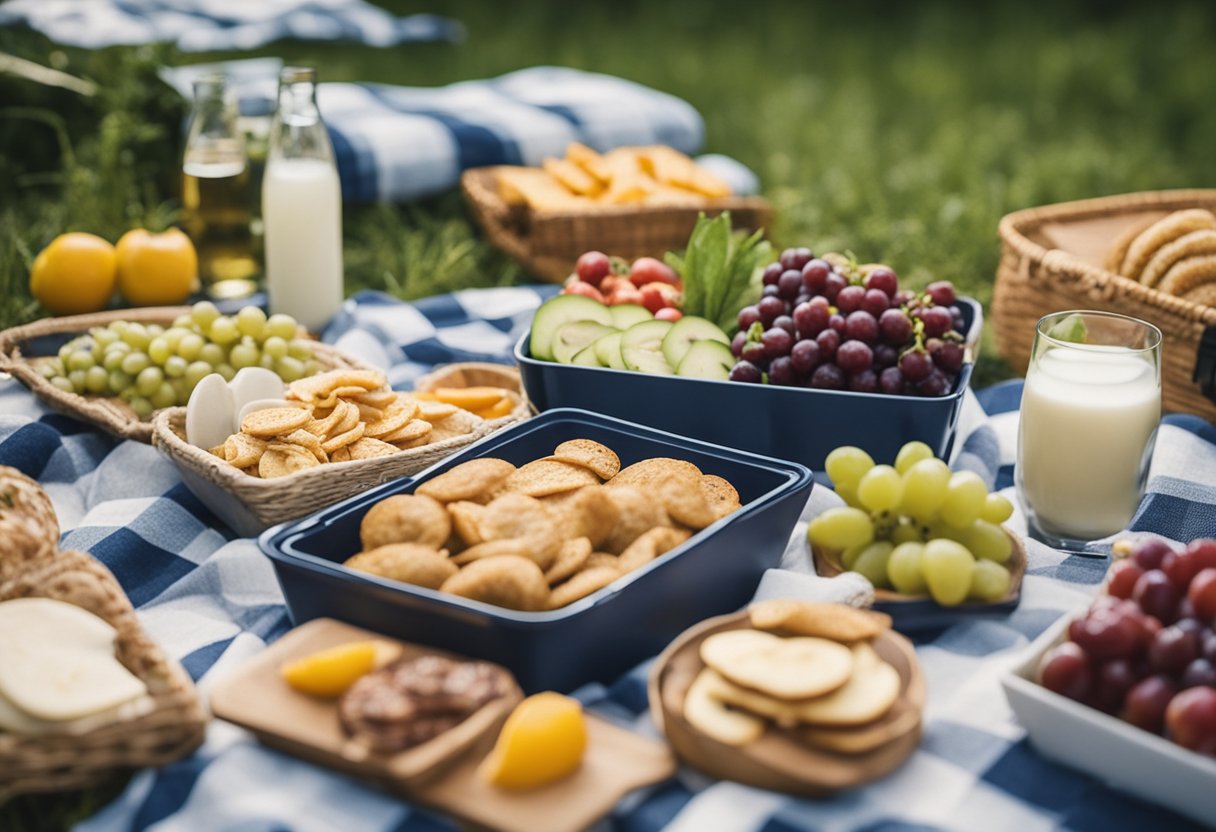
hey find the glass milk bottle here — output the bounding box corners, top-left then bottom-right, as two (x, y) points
(181, 74), (258, 299)
(263, 66), (344, 333)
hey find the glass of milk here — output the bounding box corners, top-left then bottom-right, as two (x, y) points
(1016, 310), (1162, 550)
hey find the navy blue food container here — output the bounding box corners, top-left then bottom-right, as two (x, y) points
(259, 409), (814, 693)
(517, 297), (982, 472)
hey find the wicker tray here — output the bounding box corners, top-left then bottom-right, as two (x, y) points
(413, 361), (532, 427)
(0, 308), (373, 444)
(461, 167), (773, 282)
(993, 189), (1216, 421)
(0, 546), (206, 799)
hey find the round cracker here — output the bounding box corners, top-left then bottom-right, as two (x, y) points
(344, 543), (457, 589)
(1156, 253), (1216, 296)
(347, 437), (400, 460)
(360, 494), (451, 550)
(600, 486), (671, 554)
(501, 459), (600, 498)
(321, 421), (366, 454)
(713, 636), (855, 701)
(225, 433), (269, 469)
(380, 419), (433, 445)
(544, 537), (592, 585)
(481, 493), (562, 569)
(450, 538), (531, 566)
(700, 475), (742, 520)
(1138, 229), (1216, 288)
(242, 406), (311, 438)
(551, 439), (621, 480)
(607, 457), (703, 489)
(1120, 208), (1216, 279)
(258, 445), (320, 478)
(1104, 215), (1159, 274)
(439, 555), (549, 611)
(546, 565), (620, 610)
(1182, 282), (1216, 307)
(416, 458), (516, 503)
(618, 526), (691, 573)
(448, 501), (488, 546)
(362, 403), (413, 439)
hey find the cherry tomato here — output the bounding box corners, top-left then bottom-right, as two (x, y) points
(575, 251), (612, 287)
(655, 307), (683, 322)
(562, 281), (605, 303)
(629, 257), (679, 289)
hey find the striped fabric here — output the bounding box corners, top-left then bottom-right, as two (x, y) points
(0, 287), (1210, 831)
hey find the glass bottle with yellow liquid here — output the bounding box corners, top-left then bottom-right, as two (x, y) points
(182, 74), (259, 299)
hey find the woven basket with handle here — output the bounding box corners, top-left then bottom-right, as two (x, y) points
(0, 307), (373, 443)
(992, 189), (1216, 421)
(462, 167), (773, 282)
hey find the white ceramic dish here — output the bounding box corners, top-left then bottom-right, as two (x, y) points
(1001, 615), (1216, 826)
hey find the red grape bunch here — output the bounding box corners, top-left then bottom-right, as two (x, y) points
(728, 247), (967, 396)
(1038, 537), (1216, 757)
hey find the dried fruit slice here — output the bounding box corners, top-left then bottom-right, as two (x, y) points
(683, 668), (765, 746)
(479, 692), (588, 790)
(280, 639), (401, 698)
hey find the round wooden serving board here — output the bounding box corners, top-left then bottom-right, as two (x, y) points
(648, 610), (925, 796)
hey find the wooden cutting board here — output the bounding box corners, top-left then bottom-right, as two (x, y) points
(210, 618), (676, 832)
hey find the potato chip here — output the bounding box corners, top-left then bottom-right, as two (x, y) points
(344, 543), (457, 590)
(543, 156), (604, 196)
(241, 406), (311, 438)
(321, 422), (366, 454)
(552, 439), (620, 480)
(330, 446), (353, 463)
(547, 565), (620, 610)
(422, 415), (475, 445)
(360, 494), (451, 550)
(258, 445), (320, 478)
(439, 555), (550, 612)
(450, 538), (532, 566)
(584, 552), (620, 571)
(448, 501), (488, 546)
(306, 399), (358, 437)
(496, 167), (590, 212)
(618, 527), (692, 572)
(600, 485), (671, 554)
(565, 141), (610, 183)
(289, 369), (387, 402)
(502, 459), (600, 498)
(353, 402), (385, 422)
(416, 458), (516, 503)
(608, 457), (702, 490)
(347, 389), (399, 409)
(280, 429), (327, 463)
(542, 485), (618, 549)
(209, 443), (230, 461)
(362, 403), (413, 439)
(380, 419), (433, 445)
(544, 537), (592, 585)
(700, 474), (743, 521)
(347, 437), (400, 460)
(416, 400), (459, 422)
(482, 493), (562, 569)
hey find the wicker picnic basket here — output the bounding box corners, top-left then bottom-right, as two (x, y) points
(0, 470), (206, 799)
(461, 167), (773, 282)
(413, 361), (532, 426)
(992, 189), (1216, 421)
(0, 307), (372, 444)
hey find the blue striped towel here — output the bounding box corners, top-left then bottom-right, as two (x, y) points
(1, 287), (1211, 831)
(0, 0), (463, 52)
(160, 60), (758, 203)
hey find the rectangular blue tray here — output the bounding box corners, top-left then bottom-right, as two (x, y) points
(516, 297), (981, 473)
(259, 408), (814, 693)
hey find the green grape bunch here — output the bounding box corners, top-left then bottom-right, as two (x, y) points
(38, 302), (320, 419)
(809, 441), (1016, 607)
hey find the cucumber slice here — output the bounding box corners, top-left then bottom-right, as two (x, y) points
(571, 345), (603, 367)
(608, 303), (654, 329)
(676, 340), (735, 380)
(593, 332), (626, 369)
(553, 321), (618, 364)
(529, 295), (613, 361)
(620, 319), (674, 374)
(661, 316), (731, 369)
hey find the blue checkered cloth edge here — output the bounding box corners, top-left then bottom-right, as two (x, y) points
(157, 60), (755, 204)
(1, 287), (1213, 831)
(0, 0), (462, 53)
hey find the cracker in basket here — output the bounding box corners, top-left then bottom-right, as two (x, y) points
(416, 400), (459, 422)
(501, 459), (600, 498)
(1119, 208), (1216, 278)
(344, 543), (456, 590)
(347, 389), (399, 409)
(242, 407), (311, 438)
(279, 429), (327, 463)
(321, 422), (365, 454)
(360, 494), (451, 550)
(552, 439), (620, 480)
(330, 446), (353, 463)
(380, 419), (433, 446)
(546, 565), (620, 610)
(439, 555), (550, 612)
(259, 444), (321, 478)
(1156, 253), (1216, 296)
(224, 433), (268, 469)
(415, 458), (516, 503)
(347, 437), (400, 460)
(352, 402), (386, 422)
(362, 404), (413, 439)
(289, 369), (387, 403)
(306, 399), (358, 438)
(1138, 229), (1216, 288)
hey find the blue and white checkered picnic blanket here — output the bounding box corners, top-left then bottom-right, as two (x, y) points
(3, 287), (1214, 832)
(0, 0), (462, 52)
(159, 60), (754, 204)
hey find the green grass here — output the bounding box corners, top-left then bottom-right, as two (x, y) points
(2, 3), (1216, 826)
(4, 1), (1216, 384)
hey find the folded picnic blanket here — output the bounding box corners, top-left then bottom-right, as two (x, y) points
(1, 287), (1213, 831)
(0, 0), (463, 52)
(160, 61), (755, 203)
